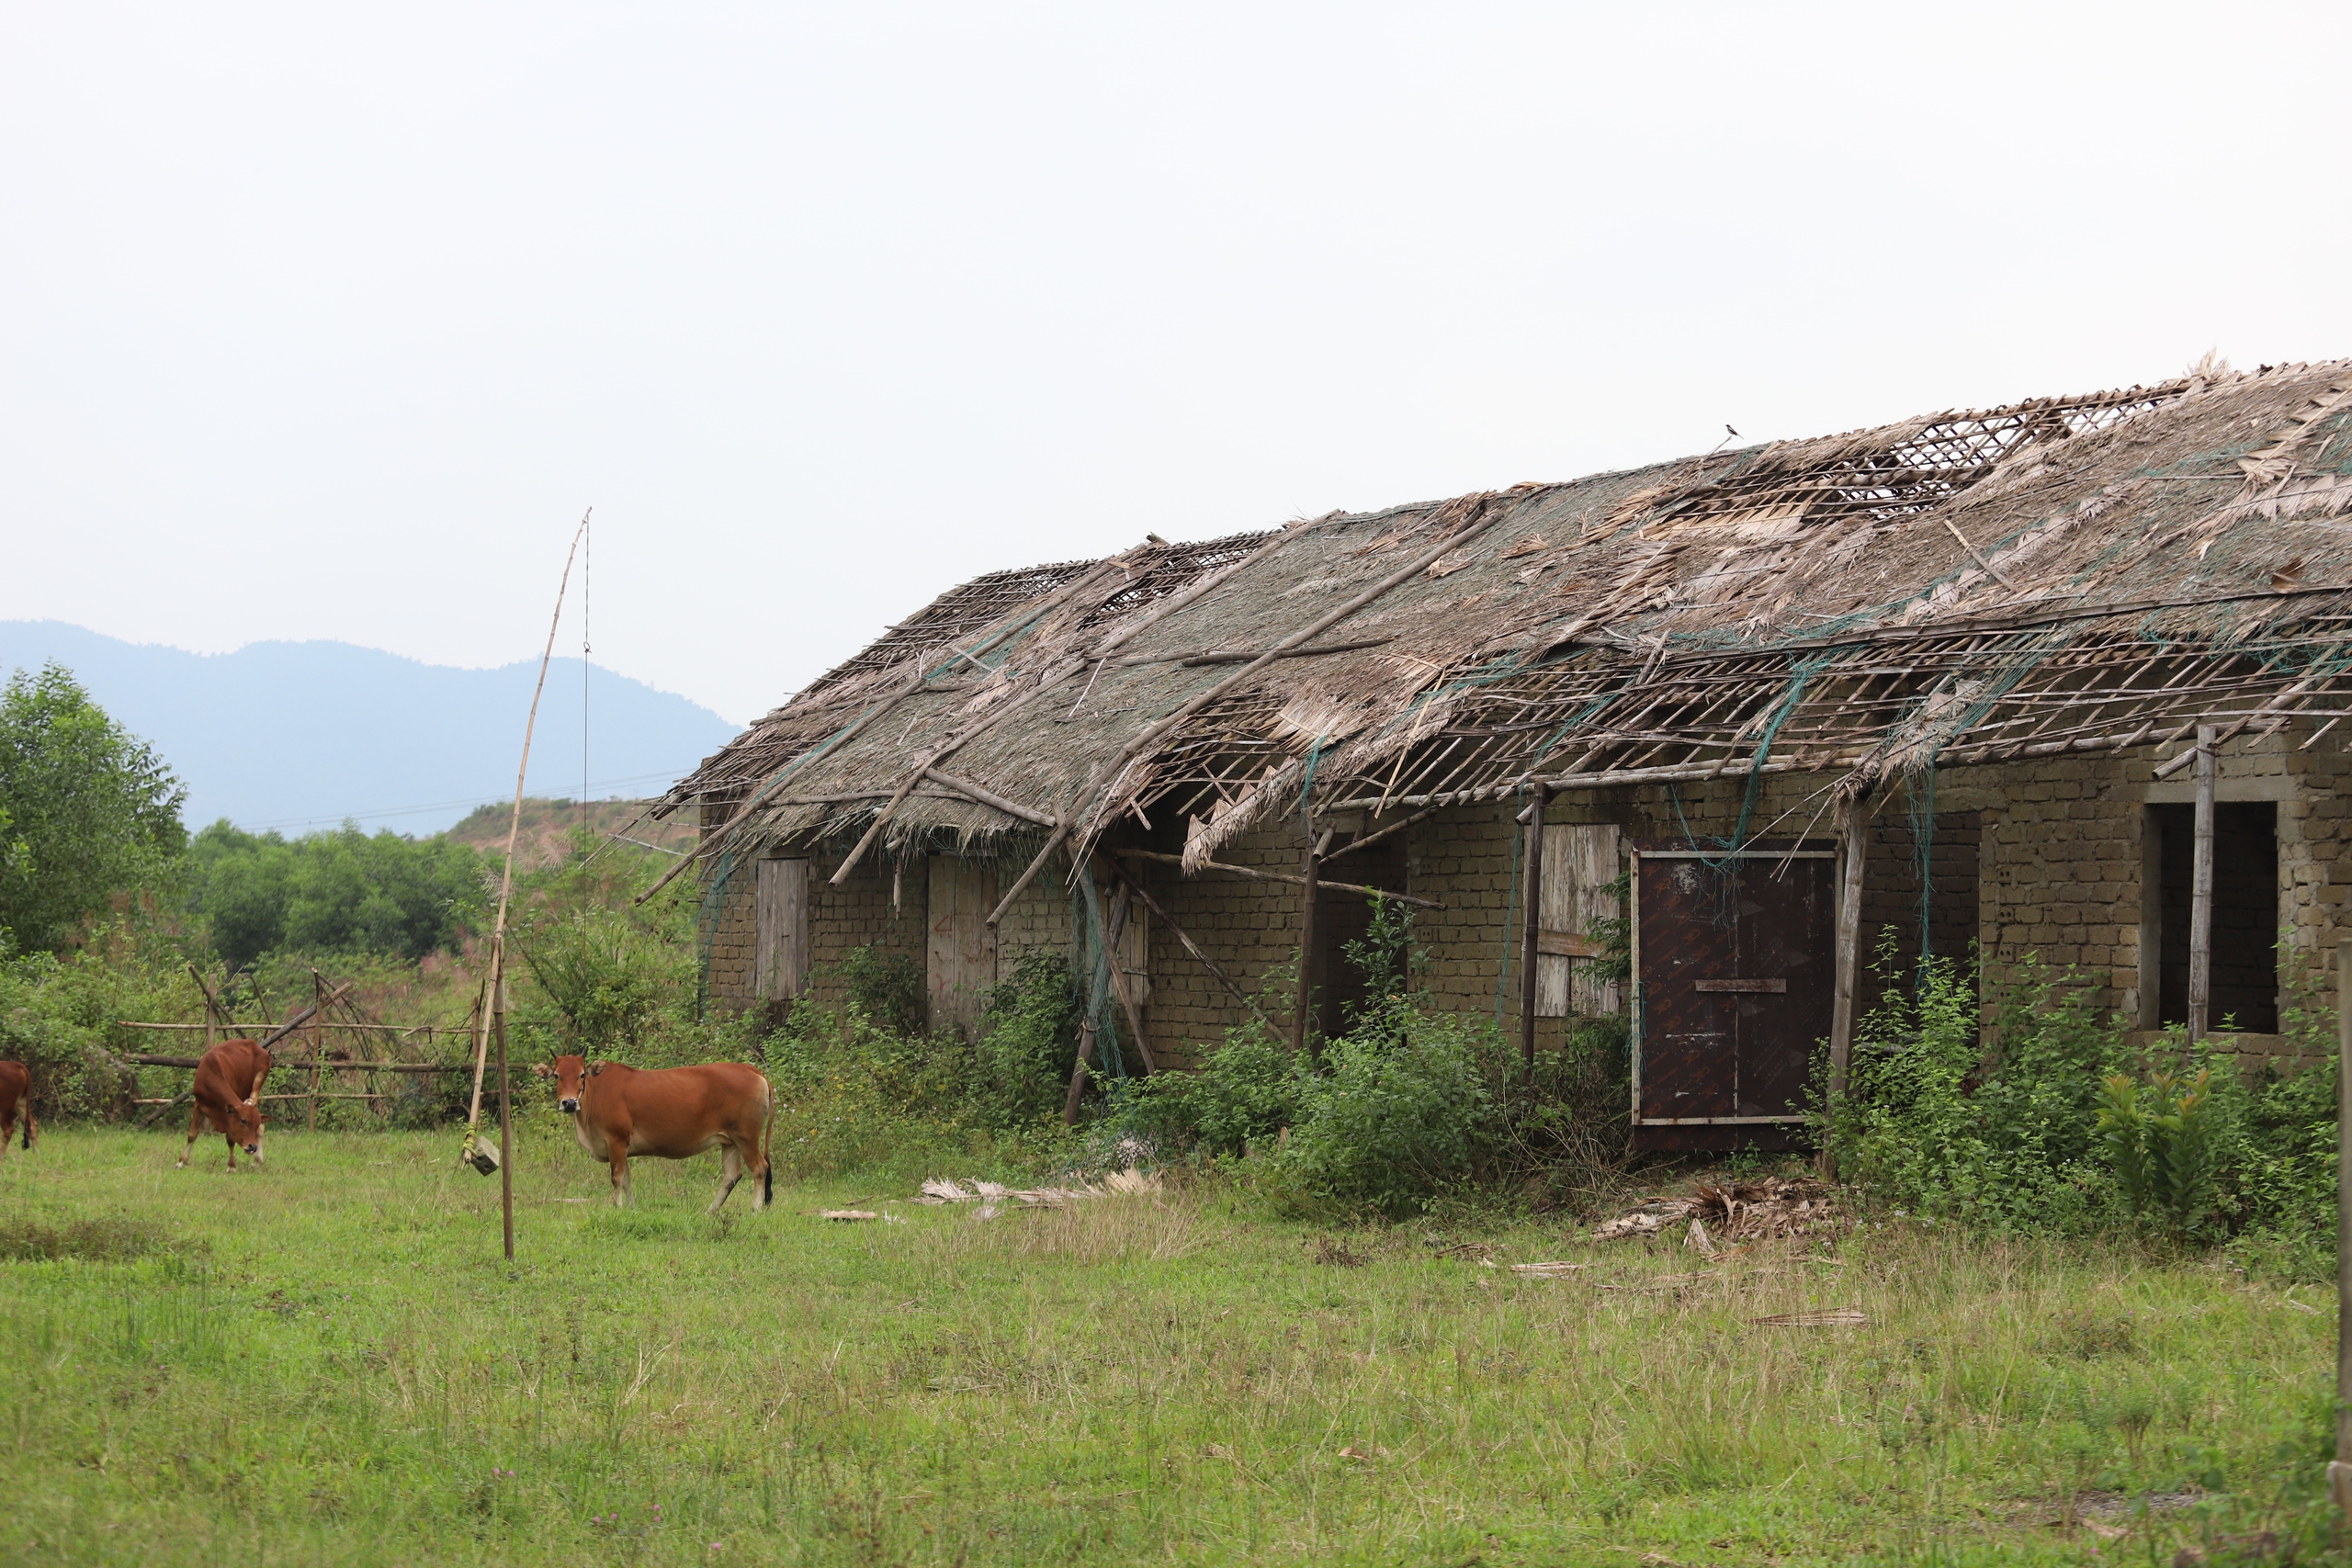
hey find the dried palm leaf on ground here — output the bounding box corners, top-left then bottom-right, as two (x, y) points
(916, 1170), (1161, 1209)
(1509, 1260), (1595, 1279)
(1596, 1178), (1839, 1242)
(1751, 1308), (1868, 1327)
(1593, 1271), (1717, 1292)
(819, 1210), (880, 1222)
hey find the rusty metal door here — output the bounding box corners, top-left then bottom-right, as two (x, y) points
(1632, 844), (1835, 1131)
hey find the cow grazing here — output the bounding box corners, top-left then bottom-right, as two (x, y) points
(0, 1061), (34, 1156)
(534, 1056), (775, 1212)
(179, 1038), (272, 1171)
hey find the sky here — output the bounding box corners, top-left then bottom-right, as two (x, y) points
(6, 3), (2352, 728)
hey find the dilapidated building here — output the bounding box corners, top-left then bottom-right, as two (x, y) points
(653, 357), (2352, 1147)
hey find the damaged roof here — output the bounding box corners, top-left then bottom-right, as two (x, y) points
(656, 356), (2352, 907)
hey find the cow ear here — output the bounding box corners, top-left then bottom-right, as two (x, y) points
(587, 1062), (605, 1077)
(530, 1063), (552, 1077)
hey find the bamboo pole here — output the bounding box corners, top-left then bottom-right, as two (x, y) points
(1113, 849), (1443, 908)
(1293, 836), (1324, 1055)
(306, 973), (324, 1132)
(463, 509), (592, 1265)
(2333, 934), (2352, 1516)
(2188, 725), (2217, 1043)
(1062, 891), (1133, 1124)
(1096, 874), (1157, 1075)
(1519, 786), (1548, 1087)
(1112, 874), (1272, 1031)
(1821, 789), (1871, 1181)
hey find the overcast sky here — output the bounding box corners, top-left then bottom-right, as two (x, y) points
(6, 3), (2350, 727)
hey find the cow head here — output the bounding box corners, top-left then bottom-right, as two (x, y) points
(534, 1055), (604, 1113)
(228, 1099), (267, 1162)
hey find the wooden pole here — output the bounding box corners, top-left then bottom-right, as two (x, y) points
(2188, 724), (2216, 1043)
(2333, 934), (2352, 1515)
(1062, 891), (1133, 1124)
(456, 509), (589, 1259)
(1096, 877), (1158, 1074)
(495, 977), (514, 1262)
(1113, 848), (1442, 908)
(1113, 874), (1274, 1032)
(1822, 789), (1871, 1181)
(306, 973), (324, 1132)
(1293, 835), (1324, 1055)
(1519, 787), (1549, 1088)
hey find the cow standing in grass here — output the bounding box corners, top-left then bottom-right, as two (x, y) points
(179, 1039), (271, 1171)
(534, 1056), (775, 1212)
(0, 1061), (34, 1156)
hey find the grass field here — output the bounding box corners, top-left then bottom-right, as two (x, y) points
(0, 1122), (2341, 1567)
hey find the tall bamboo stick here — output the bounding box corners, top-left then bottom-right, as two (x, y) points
(2333, 934), (2352, 1516)
(1822, 789), (1871, 1181)
(2188, 725), (2216, 1043)
(1519, 787), (1548, 1086)
(461, 508), (592, 1265)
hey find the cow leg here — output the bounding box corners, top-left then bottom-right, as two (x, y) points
(608, 1149), (631, 1208)
(224, 1131), (238, 1172)
(178, 1105), (202, 1168)
(711, 1145), (743, 1213)
(752, 1143), (772, 1213)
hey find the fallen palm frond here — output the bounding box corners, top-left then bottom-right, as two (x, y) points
(916, 1170), (1162, 1210)
(1596, 1178), (1839, 1242)
(1751, 1308), (1869, 1327)
(1509, 1260), (1594, 1279)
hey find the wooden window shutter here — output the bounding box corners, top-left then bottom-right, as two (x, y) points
(755, 858), (810, 1001)
(1535, 825), (1622, 1018)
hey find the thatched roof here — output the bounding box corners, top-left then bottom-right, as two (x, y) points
(657, 356), (2352, 904)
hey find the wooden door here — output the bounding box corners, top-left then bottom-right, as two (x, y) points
(927, 856), (1000, 1038)
(1536, 824), (1622, 1017)
(1634, 846), (1834, 1126)
(755, 858), (810, 1002)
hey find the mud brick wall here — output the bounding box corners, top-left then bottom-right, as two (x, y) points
(702, 841), (928, 1017)
(704, 728), (2352, 1072)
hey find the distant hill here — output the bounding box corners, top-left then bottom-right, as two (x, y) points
(443, 797), (699, 871)
(0, 622), (740, 836)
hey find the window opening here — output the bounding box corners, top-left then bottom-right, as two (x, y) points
(1307, 838), (1408, 1042)
(2151, 802), (2278, 1032)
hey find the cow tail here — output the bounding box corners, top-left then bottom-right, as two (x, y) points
(20, 1101), (32, 1150)
(761, 1075), (778, 1207)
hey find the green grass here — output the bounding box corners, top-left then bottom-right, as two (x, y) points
(0, 1123), (2342, 1566)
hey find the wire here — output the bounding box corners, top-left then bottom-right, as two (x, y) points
(582, 514), (592, 852)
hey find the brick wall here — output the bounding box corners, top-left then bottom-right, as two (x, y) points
(703, 730), (2352, 1070)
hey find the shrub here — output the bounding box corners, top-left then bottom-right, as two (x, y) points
(1276, 999), (1498, 1217)
(2096, 1067), (2220, 1237)
(1826, 934), (2342, 1260)
(1119, 1020), (1304, 1159)
(972, 947), (1082, 1127)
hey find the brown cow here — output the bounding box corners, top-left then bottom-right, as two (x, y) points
(534, 1055), (775, 1211)
(179, 1038), (271, 1171)
(0, 1061), (34, 1156)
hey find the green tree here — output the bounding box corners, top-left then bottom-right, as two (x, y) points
(0, 663), (187, 953)
(185, 821), (487, 968)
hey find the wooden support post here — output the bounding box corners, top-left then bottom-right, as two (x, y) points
(2188, 724), (2216, 1043)
(1293, 837), (1323, 1055)
(1114, 874), (1274, 1032)
(1519, 786), (1548, 1088)
(1062, 892), (1133, 1124)
(494, 973), (514, 1262)
(306, 973), (324, 1132)
(1822, 789), (1871, 1181)
(2333, 935), (2352, 1515)
(1098, 877), (1157, 1075)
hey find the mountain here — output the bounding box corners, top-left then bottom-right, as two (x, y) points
(0, 622), (741, 836)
